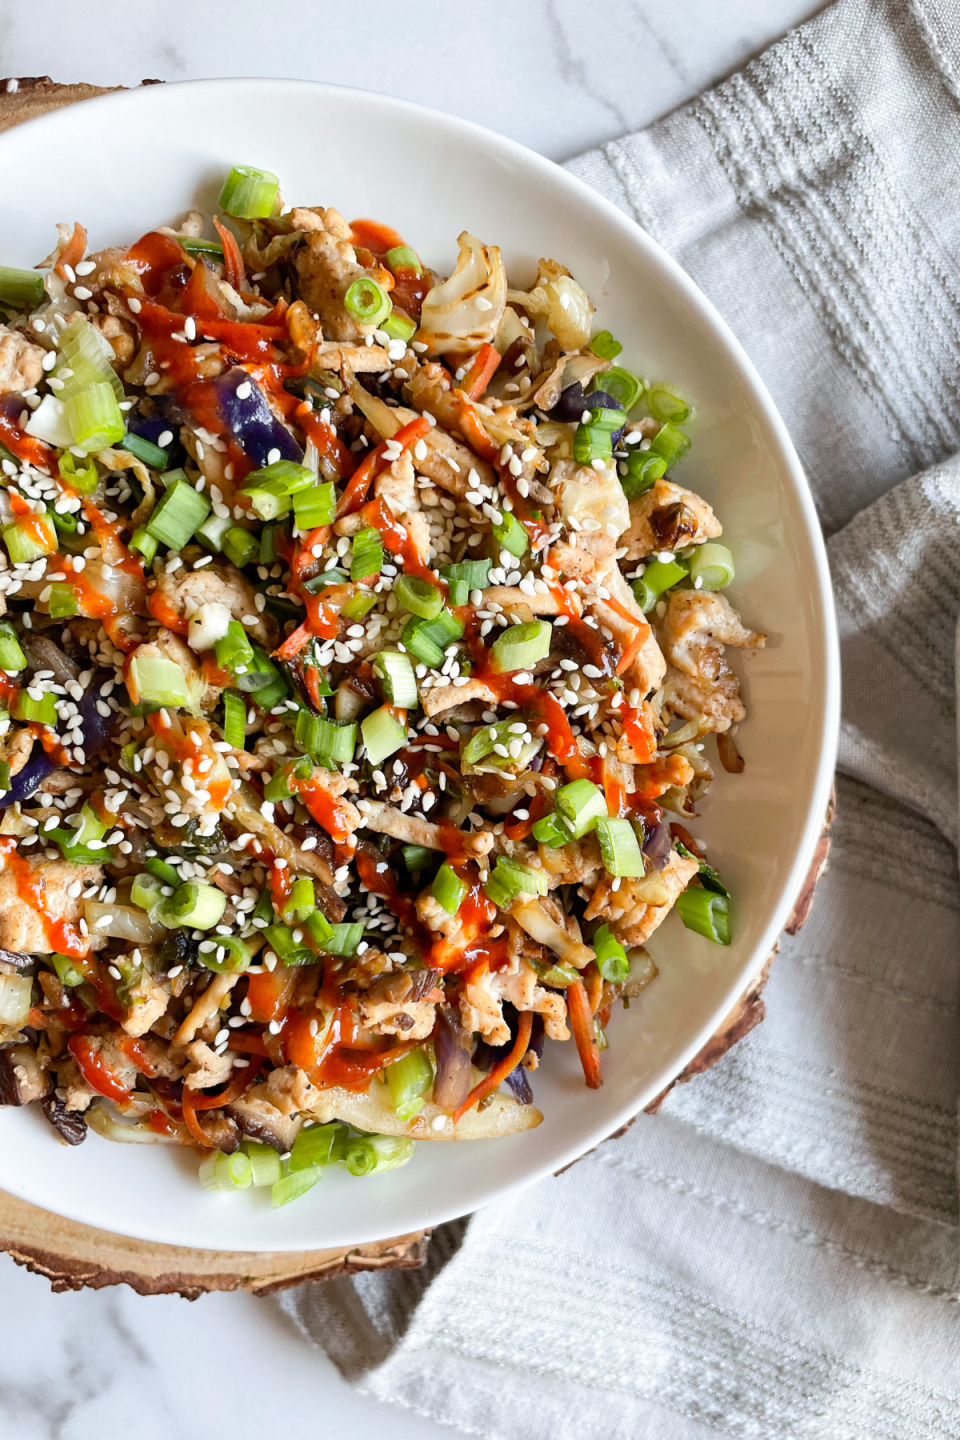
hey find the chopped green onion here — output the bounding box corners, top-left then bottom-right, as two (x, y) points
(146, 478), (211, 550)
(484, 855), (549, 909)
(620, 450), (667, 500)
(3, 512), (56, 563)
(648, 422), (691, 468)
(531, 811), (574, 847)
(240, 461), (315, 521)
(292, 482), (336, 530)
(252, 889), (275, 927)
(385, 245), (421, 273)
(361, 705), (408, 766)
(402, 844), (433, 872)
(592, 367), (644, 412)
(432, 862), (466, 915)
(325, 922), (365, 957)
(223, 527), (259, 569)
(12, 690), (56, 725)
(51, 953), (85, 988)
(121, 431), (169, 471)
(589, 330), (623, 361)
(64, 381), (125, 451)
(48, 582), (79, 619)
(284, 877), (316, 924)
(297, 714), (356, 767)
(304, 909), (335, 949)
(386, 1046), (433, 1122)
(214, 620), (256, 679)
(555, 778), (607, 840)
(128, 526), (158, 563)
(243, 1141), (283, 1187)
(340, 591), (377, 621)
(340, 1133), (414, 1177)
(235, 642), (284, 696)
(573, 422), (612, 466)
(492, 510), (529, 557)
(490, 619), (552, 674)
(676, 887), (731, 945)
(58, 453), (99, 494)
(200, 935), (254, 975)
(401, 608), (464, 667)
(585, 405), (627, 433)
(178, 236), (225, 259)
(595, 817), (645, 878)
(395, 573), (443, 619)
(52, 509), (79, 537)
(303, 566), (348, 592)
(350, 527), (383, 581)
(289, 1123), (339, 1172)
(647, 384), (691, 424)
(0, 265), (45, 309)
(0, 761), (9, 793)
(0, 623), (26, 672)
(144, 855), (180, 888)
(55, 316), (123, 402)
(688, 542), (735, 592)
(632, 557), (688, 614)
(344, 277), (392, 326)
(272, 1167), (321, 1208)
(200, 1149), (253, 1192)
(131, 872), (164, 913)
(461, 716), (536, 767)
(196, 512), (233, 552)
(373, 649), (418, 708)
(382, 311), (417, 343)
(167, 882), (228, 930)
(222, 691), (247, 749)
(218, 164), (280, 219)
(439, 558), (490, 607)
(264, 922), (313, 967)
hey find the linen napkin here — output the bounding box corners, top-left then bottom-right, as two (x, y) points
(280, 0), (960, 1432)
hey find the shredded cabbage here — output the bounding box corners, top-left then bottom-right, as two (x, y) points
(419, 232), (506, 356)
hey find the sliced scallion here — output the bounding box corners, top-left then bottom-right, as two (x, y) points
(218, 164), (280, 220)
(386, 1046), (433, 1122)
(146, 479), (212, 550)
(48, 582), (79, 619)
(385, 244), (421, 274)
(676, 886), (731, 945)
(361, 705), (408, 766)
(620, 450), (667, 500)
(200, 1149), (253, 1192)
(592, 367), (644, 412)
(121, 430), (169, 471)
(648, 422), (691, 468)
(555, 778), (607, 840)
(373, 649), (418, 708)
(381, 311), (417, 343)
(432, 862), (466, 915)
(292, 482), (336, 530)
(64, 381), (125, 451)
(214, 620), (256, 679)
(490, 619), (552, 674)
(223, 527), (259, 569)
(12, 690), (56, 726)
(594, 816), (645, 878)
(647, 384), (691, 424)
(592, 923), (629, 982)
(222, 691), (247, 749)
(350, 527), (383, 581)
(288, 1123), (339, 1172)
(272, 1167), (321, 1208)
(688, 542), (735, 591)
(2, 512), (56, 563)
(395, 574), (443, 620)
(632, 557), (688, 614)
(491, 511), (528, 557)
(531, 811), (574, 847)
(0, 265), (45, 309)
(589, 330), (623, 361)
(167, 882), (228, 930)
(484, 855), (549, 909)
(0, 623), (26, 672)
(344, 276), (391, 326)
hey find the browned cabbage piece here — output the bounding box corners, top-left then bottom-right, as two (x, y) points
(418, 232), (507, 356)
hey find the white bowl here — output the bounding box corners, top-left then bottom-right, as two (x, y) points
(0, 78), (839, 1251)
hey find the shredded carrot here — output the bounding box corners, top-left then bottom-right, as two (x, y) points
(336, 415), (431, 519)
(56, 221), (87, 278)
(274, 621), (312, 662)
(567, 980), (602, 1089)
(453, 1011), (533, 1122)
(454, 401), (500, 463)
(605, 595), (644, 629)
(461, 342), (501, 401)
(616, 622), (650, 677)
(304, 665), (323, 709)
(213, 216), (246, 292)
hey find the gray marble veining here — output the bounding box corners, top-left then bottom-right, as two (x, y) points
(0, 0), (823, 1434)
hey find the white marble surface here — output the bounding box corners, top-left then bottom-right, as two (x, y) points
(0, 1), (824, 1435)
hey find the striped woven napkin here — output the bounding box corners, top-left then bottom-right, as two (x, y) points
(281, 1), (960, 1433)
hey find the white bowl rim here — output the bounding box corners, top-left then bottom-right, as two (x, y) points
(0, 76), (840, 1249)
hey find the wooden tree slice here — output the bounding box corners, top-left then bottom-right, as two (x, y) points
(0, 77), (834, 1294)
